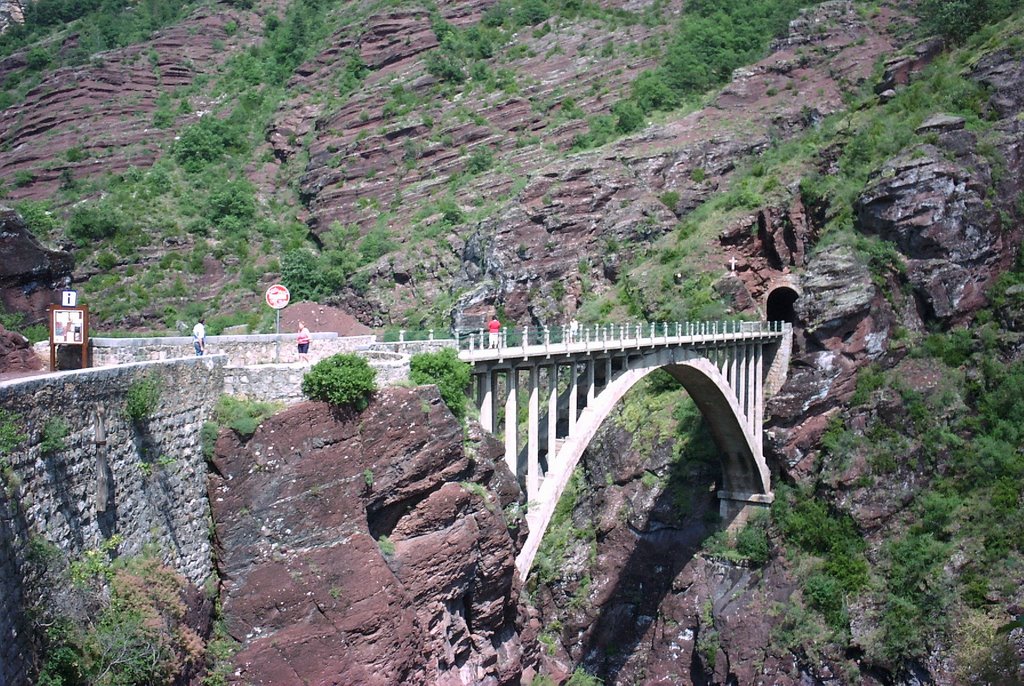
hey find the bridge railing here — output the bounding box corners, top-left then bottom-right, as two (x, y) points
(456, 319), (786, 352)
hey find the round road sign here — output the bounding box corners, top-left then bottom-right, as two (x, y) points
(265, 284), (290, 309)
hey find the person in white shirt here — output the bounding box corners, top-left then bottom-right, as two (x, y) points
(192, 319), (206, 356)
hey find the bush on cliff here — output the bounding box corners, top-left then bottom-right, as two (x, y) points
(124, 374), (162, 422)
(301, 354), (376, 410)
(409, 349), (471, 419)
(213, 395), (282, 437)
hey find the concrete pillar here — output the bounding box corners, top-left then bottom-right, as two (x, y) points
(603, 356), (613, 391)
(527, 365), (540, 502)
(547, 363), (558, 469)
(585, 359), (595, 407)
(722, 345), (732, 392)
(745, 343), (756, 433)
(478, 369), (494, 433)
(732, 343), (740, 403)
(568, 361), (579, 435)
(504, 369), (518, 476)
(734, 343), (746, 414)
(754, 343), (763, 452)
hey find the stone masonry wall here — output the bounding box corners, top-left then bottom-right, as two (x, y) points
(223, 351), (413, 405)
(84, 332), (376, 367)
(0, 356), (225, 686)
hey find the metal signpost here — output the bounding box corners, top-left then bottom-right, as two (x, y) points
(265, 284), (290, 362)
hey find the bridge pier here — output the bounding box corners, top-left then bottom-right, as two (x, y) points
(527, 366), (540, 502)
(546, 364), (557, 472)
(504, 369), (518, 476)
(478, 370), (494, 432)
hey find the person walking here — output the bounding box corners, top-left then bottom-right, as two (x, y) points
(192, 319), (206, 356)
(297, 321), (311, 362)
(488, 316), (501, 348)
(569, 317), (579, 343)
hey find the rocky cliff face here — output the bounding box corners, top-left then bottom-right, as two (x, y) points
(208, 386), (530, 685)
(0, 205), (73, 323)
(0, 1), (23, 35)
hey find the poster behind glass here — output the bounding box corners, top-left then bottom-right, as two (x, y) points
(52, 308), (84, 344)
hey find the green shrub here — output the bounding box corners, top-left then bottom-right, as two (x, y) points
(281, 248), (347, 302)
(409, 349), (471, 419)
(13, 170), (35, 187)
(124, 375), (162, 422)
(213, 396), (281, 436)
(201, 422), (219, 460)
(39, 551), (202, 686)
(0, 409), (25, 465)
(172, 117), (244, 171)
(425, 50), (465, 84)
(920, 328), (974, 367)
(301, 354), (376, 410)
(565, 668), (603, 686)
(514, 0), (550, 25)
(39, 418), (68, 455)
(659, 190), (680, 210)
(735, 518), (770, 565)
(850, 363), (886, 406)
(25, 46), (51, 70)
(613, 99), (645, 134)
(67, 202), (127, 245)
(916, 0), (1016, 43)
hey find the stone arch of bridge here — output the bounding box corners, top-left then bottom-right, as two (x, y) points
(516, 351), (770, 578)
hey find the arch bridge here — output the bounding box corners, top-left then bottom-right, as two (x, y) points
(457, 320), (792, 579)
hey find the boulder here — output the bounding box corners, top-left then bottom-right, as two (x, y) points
(0, 323), (41, 376)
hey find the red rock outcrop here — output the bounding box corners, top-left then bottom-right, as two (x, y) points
(0, 322), (40, 376)
(208, 386), (528, 685)
(0, 205), (73, 326)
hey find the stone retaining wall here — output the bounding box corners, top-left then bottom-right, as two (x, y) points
(369, 338), (457, 355)
(0, 356), (225, 686)
(223, 351), (412, 405)
(77, 333), (377, 367)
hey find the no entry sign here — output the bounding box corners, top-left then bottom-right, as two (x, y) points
(265, 284), (290, 309)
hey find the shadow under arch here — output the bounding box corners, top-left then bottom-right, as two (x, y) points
(518, 352), (770, 579)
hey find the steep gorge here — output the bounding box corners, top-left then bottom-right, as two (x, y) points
(1, 0), (1023, 684)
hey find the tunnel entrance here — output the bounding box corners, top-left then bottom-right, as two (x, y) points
(766, 286), (799, 324)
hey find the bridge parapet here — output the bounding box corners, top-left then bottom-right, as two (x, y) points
(458, 319), (787, 362)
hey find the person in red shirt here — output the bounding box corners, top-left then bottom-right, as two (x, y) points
(488, 317), (501, 348)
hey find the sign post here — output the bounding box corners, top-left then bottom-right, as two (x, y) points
(265, 284), (290, 362)
(49, 300), (89, 371)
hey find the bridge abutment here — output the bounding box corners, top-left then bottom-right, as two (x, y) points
(718, 490), (775, 529)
